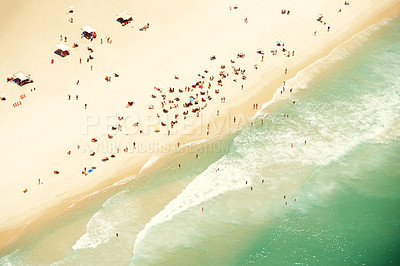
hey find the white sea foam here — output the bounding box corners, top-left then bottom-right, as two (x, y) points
(68, 190), (103, 209)
(179, 138), (208, 148)
(138, 156), (159, 175)
(254, 16), (391, 120)
(68, 176), (135, 209)
(132, 22), (400, 255)
(132, 85), (400, 255)
(72, 190), (128, 251)
(132, 154), (250, 254)
(72, 211), (116, 250)
(0, 249), (21, 266)
(112, 175), (136, 187)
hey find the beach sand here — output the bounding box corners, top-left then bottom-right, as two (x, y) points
(0, 0), (399, 250)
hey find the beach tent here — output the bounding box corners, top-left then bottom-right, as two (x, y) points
(55, 43), (70, 57)
(116, 11), (133, 26)
(12, 72), (33, 86)
(82, 26), (97, 39)
(69, 6), (74, 13)
(82, 26), (95, 33)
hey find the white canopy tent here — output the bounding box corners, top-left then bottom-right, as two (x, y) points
(82, 26), (96, 33)
(14, 72), (30, 81)
(117, 11), (133, 20)
(56, 43), (70, 51)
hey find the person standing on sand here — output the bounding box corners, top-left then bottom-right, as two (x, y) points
(85, 104), (87, 109)
(38, 178), (40, 185)
(76, 80), (79, 85)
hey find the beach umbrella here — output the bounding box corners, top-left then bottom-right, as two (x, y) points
(69, 6), (74, 10)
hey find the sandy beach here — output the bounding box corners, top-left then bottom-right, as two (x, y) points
(0, 0), (399, 251)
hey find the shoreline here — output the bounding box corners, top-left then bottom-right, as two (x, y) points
(1, 0), (400, 254)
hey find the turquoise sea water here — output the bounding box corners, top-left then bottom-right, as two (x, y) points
(1, 16), (400, 266)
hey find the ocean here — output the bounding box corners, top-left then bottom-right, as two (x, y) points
(1, 16), (399, 266)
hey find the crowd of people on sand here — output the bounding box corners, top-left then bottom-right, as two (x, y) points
(189, 2), (353, 211)
(18, 2), (352, 197)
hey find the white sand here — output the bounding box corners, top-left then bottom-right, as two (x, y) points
(0, 0), (398, 247)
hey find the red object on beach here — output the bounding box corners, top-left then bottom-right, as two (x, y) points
(13, 101), (22, 107)
(51, 59), (54, 64)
